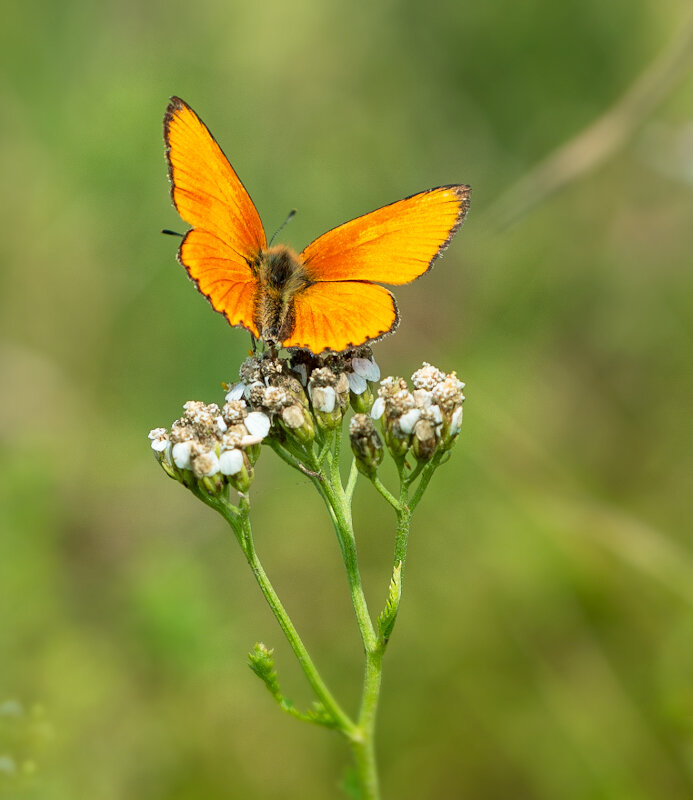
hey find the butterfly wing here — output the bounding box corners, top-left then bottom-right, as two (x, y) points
(177, 229), (261, 335)
(299, 185), (470, 284)
(281, 282), (398, 353)
(283, 184), (469, 351)
(164, 97), (266, 334)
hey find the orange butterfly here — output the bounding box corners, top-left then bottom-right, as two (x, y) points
(163, 97), (470, 354)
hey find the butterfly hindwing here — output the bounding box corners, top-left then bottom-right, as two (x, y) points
(178, 229), (261, 336)
(300, 185), (470, 285)
(281, 281), (398, 353)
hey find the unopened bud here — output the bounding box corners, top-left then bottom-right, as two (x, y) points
(412, 417), (438, 461)
(350, 385), (373, 414)
(308, 368), (344, 430)
(334, 372), (351, 410)
(441, 405), (464, 450)
(279, 374), (311, 410)
(382, 419), (411, 459)
(280, 403), (316, 444)
(378, 385), (416, 460)
(349, 414), (384, 477)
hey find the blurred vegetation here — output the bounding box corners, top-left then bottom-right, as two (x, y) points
(2, 0), (693, 797)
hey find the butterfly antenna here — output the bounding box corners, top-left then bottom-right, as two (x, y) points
(269, 209), (297, 247)
(161, 228), (184, 237)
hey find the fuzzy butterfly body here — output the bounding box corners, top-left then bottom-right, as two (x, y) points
(163, 97), (470, 354)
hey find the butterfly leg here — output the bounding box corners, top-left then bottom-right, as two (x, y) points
(266, 341), (279, 361)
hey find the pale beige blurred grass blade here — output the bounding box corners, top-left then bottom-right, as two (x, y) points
(486, 10), (693, 231)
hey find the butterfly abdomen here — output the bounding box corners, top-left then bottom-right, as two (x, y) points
(256, 245), (312, 343)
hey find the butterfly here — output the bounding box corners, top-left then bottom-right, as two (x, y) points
(163, 97), (470, 354)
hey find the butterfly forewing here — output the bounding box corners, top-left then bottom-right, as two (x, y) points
(164, 97), (266, 255)
(164, 97), (266, 334)
(299, 185), (470, 285)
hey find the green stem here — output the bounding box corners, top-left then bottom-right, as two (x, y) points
(320, 452), (377, 653)
(345, 457), (358, 503)
(394, 461), (412, 570)
(393, 506), (412, 571)
(409, 451), (444, 511)
(371, 475), (401, 512)
(307, 441), (384, 797)
(218, 499), (355, 736)
(351, 649), (383, 800)
(267, 439), (313, 474)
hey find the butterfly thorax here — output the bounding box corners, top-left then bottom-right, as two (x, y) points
(254, 244), (312, 342)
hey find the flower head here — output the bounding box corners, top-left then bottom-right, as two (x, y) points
(149, 394), (271, 495)
(368, 363), (465, 461)
(349, 414), (384, 477)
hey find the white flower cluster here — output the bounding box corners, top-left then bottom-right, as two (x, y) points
(148, 349), (461, 492)
(370, 363), (465, 460)
(148, 398), (271, 492)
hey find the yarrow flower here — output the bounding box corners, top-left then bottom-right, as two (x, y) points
(148, 345), (468, 799)
(149, 397), (271, 494)
(149, 352), (463, 495)
(371, 363), (465, 461)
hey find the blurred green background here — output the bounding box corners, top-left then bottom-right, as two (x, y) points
(2, 0), (693, 797)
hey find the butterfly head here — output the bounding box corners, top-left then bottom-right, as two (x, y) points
(256, 244), (311, 294)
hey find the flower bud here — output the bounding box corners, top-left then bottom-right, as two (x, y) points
(278, 374), (311, 410)
(349, 414), (384, 477)
(334, 371), (351, 410)
(382, 419), (411, 460)
(412, 417), (438, 461)
(350, 382), (374, 414)
(431, 372), (465, 450)
(308, 367), (344, 430)
(279, 403), (316, 444)
(378, 386), (416, 459)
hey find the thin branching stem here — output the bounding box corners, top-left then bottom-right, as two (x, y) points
(409, 451), (444, 512)
(345, 457), (359, 503)
(371, 475), (401, 512)
(217, 498), (357, 737)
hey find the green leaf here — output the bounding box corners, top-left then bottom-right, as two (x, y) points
(377, 561), (402, 645)
(248, 644), (338, 728)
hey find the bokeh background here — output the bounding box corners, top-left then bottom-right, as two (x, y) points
(2, 0), (693, 797)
